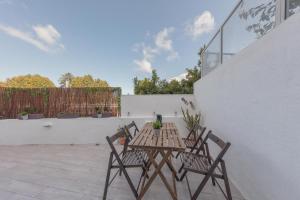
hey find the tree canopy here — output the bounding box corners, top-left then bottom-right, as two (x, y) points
(70, 75), (109, 88)
(133, 66), (201, 94)
(59, 72), (74, 87)
(5, 74), (55, 88)
(133, 46), (203, 94)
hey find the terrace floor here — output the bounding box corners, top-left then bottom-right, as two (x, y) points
(0, 144), (245, 200)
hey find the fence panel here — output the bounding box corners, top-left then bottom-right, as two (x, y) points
(0, 87), (121, 118)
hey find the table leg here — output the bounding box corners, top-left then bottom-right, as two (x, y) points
(160, 150), (181, 181)
(138, 150), (177, 200)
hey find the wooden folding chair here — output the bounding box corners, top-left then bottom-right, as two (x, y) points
(175, 125), (206, 158)
(103, 129), (148, 200)
(124, 121), (140, 140)
(179, 131), (232, 200)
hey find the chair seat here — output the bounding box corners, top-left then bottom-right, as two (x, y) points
(181, 152), (210, 172)
(183, 138), (198, 148)
(122, 150), (147, 167)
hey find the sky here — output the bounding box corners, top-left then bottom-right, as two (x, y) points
(0, 0), (237, 94)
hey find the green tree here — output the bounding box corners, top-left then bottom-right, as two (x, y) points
(181, 66), (201, 94)
(70, 75), (109, 88)
(59, 73), (74, 88)
(133, 70), (159, 94)
(165, 80), (182, 94)
(6, 74), (55, 88)
(134, 45), (204, 94)
(133, 67), (201, 95)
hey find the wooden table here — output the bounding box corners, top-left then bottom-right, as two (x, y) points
(129, 122), (186, 200)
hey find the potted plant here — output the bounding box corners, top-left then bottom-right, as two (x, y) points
(152, 120), (162, 137)
(26, 107), (44, 119)
(19, 111), (29, 120)
(57, 112), (80, 119)
(181, 107), (201, 133)
(95, 106), (102, 118)
(119, 135), (126, 145)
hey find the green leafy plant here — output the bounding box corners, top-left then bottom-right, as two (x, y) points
(24, 107), (38, 114)
(19, 111), (28, 116)
(181, 107), (200, 132)
(152, 120), (162, 129)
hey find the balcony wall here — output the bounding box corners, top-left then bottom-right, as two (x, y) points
(194, 13), (300, 200)
(0, 94), (192, 145)
(0, 117), (187, 145)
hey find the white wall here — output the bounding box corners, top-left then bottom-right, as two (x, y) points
(0, 117), (188, 145)
(121, 94), (195, 117)
(194, 13), (300, 200)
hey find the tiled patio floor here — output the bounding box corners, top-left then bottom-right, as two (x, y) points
(0, 144), (245, 200)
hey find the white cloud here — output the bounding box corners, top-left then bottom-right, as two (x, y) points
(133, 43), (157, 73)
(169, 72), (187, 82)
(0, 24), (64, 52)
(134, 58), (153, 73)
(0, 24), (49, 52)
(186, 11), (215, 38)
(155, 27), (174, 51)
(133, 27), (179, 73)
(33, 25), (61, 45)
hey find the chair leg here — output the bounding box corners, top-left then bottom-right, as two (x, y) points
(179, 170), (187, 181)
(103, 152), (113, 200)
(178, 163), (184, 174)
(221, 161), (232, 200)
(117, 161), (139, 198)
(211, 176), (216, 186)
(191, 174), (211, 200)
(175, 151), (181, 158)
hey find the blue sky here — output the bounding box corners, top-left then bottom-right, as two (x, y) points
(0, 0), (237, 94)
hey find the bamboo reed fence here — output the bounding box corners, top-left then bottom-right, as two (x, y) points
(0, 87), (121, 118)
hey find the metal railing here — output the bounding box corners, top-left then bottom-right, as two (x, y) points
(201, 0), (300, 77)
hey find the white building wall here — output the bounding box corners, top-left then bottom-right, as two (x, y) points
(121, 94), (195, 117)
(194, 13), (300, 200)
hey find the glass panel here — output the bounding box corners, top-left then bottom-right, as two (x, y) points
(202, 31), (221, 76)
(286, 0), (300, 17)
(223, 0), (276, 62)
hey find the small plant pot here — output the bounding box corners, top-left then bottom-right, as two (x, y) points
(57, 113), (80, 119)
(97, 113), (102, 118)
(102, 112), (113, 118)
(119, 136), (126, 145)
(28, 113), (44, 119)
(19, 114), (29, 120)
(153, 128), (160, 137)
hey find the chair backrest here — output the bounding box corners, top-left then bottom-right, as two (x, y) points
(190, 126), (206, 151)
(197, 131), (231, 165)
(124, 121), (139, 139)
(106, 128), (128, 155)
(186, 123), (205, 140)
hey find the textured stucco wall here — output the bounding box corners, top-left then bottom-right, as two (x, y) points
(194, 13), (300, 200)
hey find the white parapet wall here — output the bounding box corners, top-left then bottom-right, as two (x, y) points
(0, 117), (188, 145)
(194, 13), (300, 200)
(121, 94), (195, 117)
(0, 94), (193, 145)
